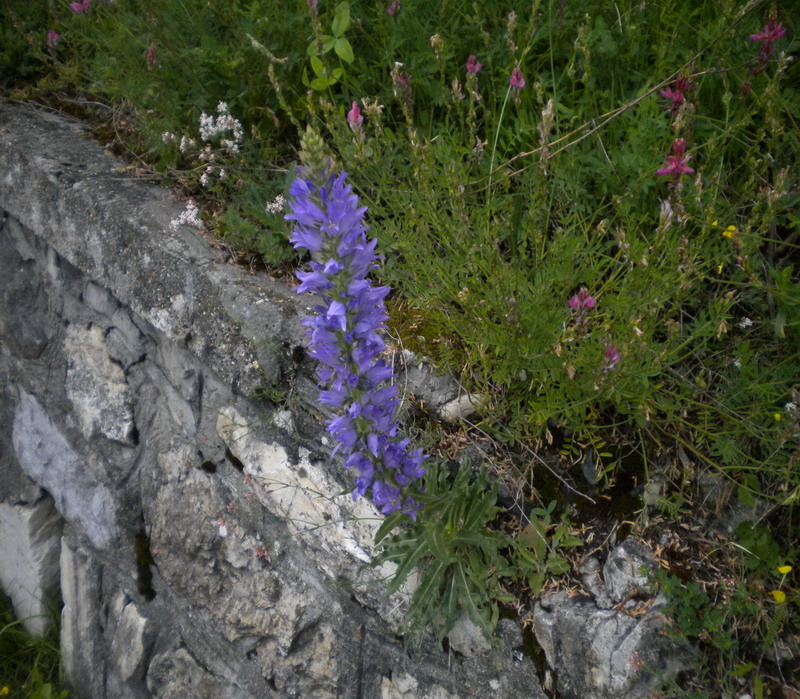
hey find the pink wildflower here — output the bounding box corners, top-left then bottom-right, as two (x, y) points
(603, 344), (621, 371)
(466, 55), (482, 74)
(660, 77), (691, 111)
(657, 138), (694, 178)
(386, 0), (400, 16)
(69, 0), (90, 13)
(568, 288), (597, 310)
(659, 87), (684, 108)
(147, 43), (157, 67)
(509, 67), (526, 91)
(750, 19), (786, 73)
(750, 19), (786, 44)
(47, 30), (60, 49)
(307, 0), (317, 9)
(347, 101), (363, 132)
(395, 71), (411, 87)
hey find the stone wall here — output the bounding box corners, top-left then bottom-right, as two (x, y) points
(0, 104), (544, 698)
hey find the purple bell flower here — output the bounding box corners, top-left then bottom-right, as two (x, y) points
(286, 163), (426, 517)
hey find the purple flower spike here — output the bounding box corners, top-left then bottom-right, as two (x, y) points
(286, 157), (426, 518)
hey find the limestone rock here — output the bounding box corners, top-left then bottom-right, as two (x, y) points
(146, 648), (254, 699)
(603, 538), (657, 604)
(0, 497), (63, 635)
(534, 591), (689, 699)
(110, 598), (148, 682)
(447, 613), (492, 657)
(65, 323), (136, 444)
(12, 390), (118, 548)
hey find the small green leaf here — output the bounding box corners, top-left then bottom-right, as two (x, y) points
(322, 35), (336, 52)
(309, 77), (329, 90)
(415, 558), (447, 602)
(374, 510), (406, 546)
(387, 537), (429, 594)
(330, 67), (343, 81)
(310, 54), (326, 78)
(546, 555), (570, 574)
(334, 37), (354, 63)
(528, 571), (545, 595)
(332, 1), (350, 37)
(774, 311), (786, 338)
(426, 524), (454, 564)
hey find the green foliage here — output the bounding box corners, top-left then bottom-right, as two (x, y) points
(304, 2), (355, 91)
(0, 595), (68, 698)
(373, 462), (508, 640)
(374, 463), (583, 641)
(511, 500), (583, 596)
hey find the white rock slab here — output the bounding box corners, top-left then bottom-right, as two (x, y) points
(0, 499), (62, 635)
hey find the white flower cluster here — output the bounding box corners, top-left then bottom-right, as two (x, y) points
(169, 201), (203, 231)
(198, 101), (243, 154)
(265, 194), (286, 214)
(179, 135), (197, 153)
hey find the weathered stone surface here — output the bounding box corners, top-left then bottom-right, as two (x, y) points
(603, 538), (657, 604)
(109, 596), (148, 682)
(0, 498), (62, 635)
(60, 538), (107, 699)
(447, 613), (492, 657)
(146, 648), (253, 699)
(216, 405), (410, 627)
(12, 390), (118, 548)
(533, 541), (692, 699)
(65, 323), (135, 444)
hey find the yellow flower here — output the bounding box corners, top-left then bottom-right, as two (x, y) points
(770, 589), (786, 603)
(774, 413), (783, 422)
(711, 220), (719, 227)
(0, 687), (9, 695)
(778, 565), (793, 575)
(722, 225), (736, 239)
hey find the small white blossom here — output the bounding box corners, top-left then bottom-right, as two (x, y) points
(738, 317), (754, 329)
(161, 131), (177, 144)
(733, 358), (742, 369)
(198, 102), (243, 153)
(266, 194), (286, 214)
(199, 173), (210, 187)
(179, 135), (196, 153)
(785, 402), (798, 413)
(170, 201), (203, 230)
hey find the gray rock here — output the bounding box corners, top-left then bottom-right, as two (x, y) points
(447, 613), (492, 657)
(109, 597), (148, 682)
(534, 541), (692, 699)
(146, 648), (254, 699)
(603, 539), (657, 604)
(12, 390), (118, 548)
(64, 323), (136, 444)
(0, 497), (63, 635)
